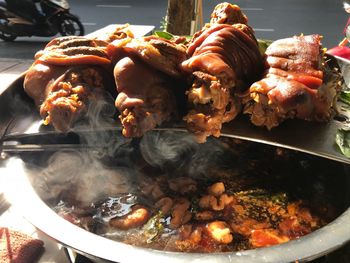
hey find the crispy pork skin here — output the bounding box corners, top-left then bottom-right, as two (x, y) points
(24, 36), (115, 132)
(38, 66), (108, 132)
(244, 35), (342, 129)
(107, 36), (187, 78)
(210, 2), (248, 25)
(34, 36), (111, 66)
(24, 63), (66, 107)
(114, 56), (177, 137)
(108, 36), (187, 137)
(182, 22), (263, 142)
(91, 23), (135, 43)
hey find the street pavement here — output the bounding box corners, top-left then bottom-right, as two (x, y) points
(0, 0), (348, 60)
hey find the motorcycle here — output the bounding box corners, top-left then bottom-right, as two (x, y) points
(0, 0), (84, 41)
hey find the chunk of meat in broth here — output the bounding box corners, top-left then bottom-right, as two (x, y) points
(109, 205), (150, 230)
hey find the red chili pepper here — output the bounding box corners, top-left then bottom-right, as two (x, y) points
(327, 46), (350, 61)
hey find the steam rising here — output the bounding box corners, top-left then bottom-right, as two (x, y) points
(19, 86), (231, 210)
(85, 89), (116, 128)
(28, 90), (138, 205)
(27, 126), (232, 209)
(73, 89), (128, 157)
(31, 150), (136, 206)
(138, 131), (230, 178)
(139, 131), (199, 169)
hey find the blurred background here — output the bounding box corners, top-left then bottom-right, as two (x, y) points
(0, 0), (348, 60)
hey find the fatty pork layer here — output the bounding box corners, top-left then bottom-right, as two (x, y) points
(24, 36), (116, 132)
(114, 56), (177, 137)
(244, 34), (342, 129)
(182, 23), (263, 143)
(108, 36), (187, 137)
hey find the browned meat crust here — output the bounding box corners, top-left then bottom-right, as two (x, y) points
(244, 35), (342, 129)
(107, 36), (187, 78)
(114, 56), (177, 137)
(91, 23), (135, 43)
(34, 36), (110, 65)
(189, 2), (249, 47)
(39, 66), (107, 132)
(182, 21), (263, 142)
(109, 36), (187, 137)
(24, 36), (115, 132)
(210, 2), (248, 25)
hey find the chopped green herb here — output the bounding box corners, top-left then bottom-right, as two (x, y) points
(257, 39), (273, 55)
(335, 128), (350, 158)
(154, 31), (174, 40)
(271, 192), (288, 205)
(142, 211), (165, 243)
(340, 90), (350, 105)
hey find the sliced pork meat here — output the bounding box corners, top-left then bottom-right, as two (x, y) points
(108, 36), (187, 137)
(243, 34), (342, 129)
(182, 22), (263, 142)
(24, 36), (115, 132)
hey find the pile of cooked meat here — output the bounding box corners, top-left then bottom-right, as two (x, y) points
(23, 2), (342, 141)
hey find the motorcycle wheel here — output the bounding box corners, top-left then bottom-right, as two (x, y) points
(0, 19), (16, 41)
(58, 15), (84, 36)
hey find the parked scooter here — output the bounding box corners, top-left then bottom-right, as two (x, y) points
(0, 0), (84, 41)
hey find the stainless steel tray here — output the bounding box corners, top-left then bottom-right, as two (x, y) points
(0, 73), (350, 164)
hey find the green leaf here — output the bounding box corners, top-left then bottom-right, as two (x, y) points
(257, 39), (273, 56)
(335, 128), (350, 158)
(154, 31), (174, 40)
(340, 90), (350, 105)
(142, 211), (165, 243)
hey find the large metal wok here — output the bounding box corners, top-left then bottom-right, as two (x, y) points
(1, 72), (350, 263)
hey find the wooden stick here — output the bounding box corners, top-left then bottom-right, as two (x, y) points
(198, 0), (203, 28)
